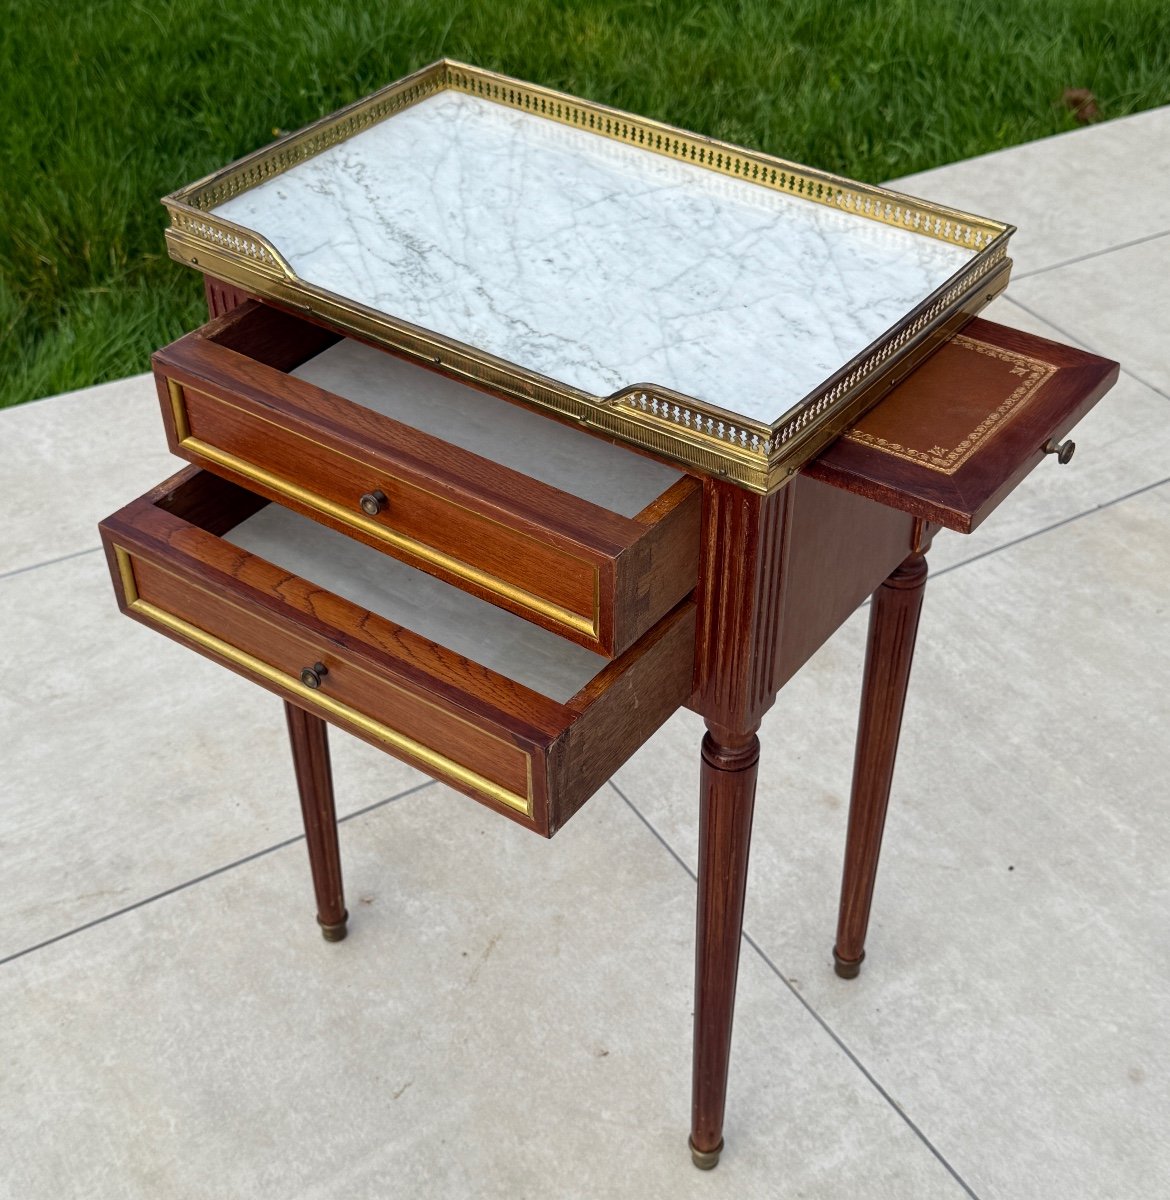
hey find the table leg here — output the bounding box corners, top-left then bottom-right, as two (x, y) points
(690, 721), (760, 1169)
(284, 701), (348, 942)
(833, 549), (929, 978)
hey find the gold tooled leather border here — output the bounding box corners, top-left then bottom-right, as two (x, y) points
(842, 335), (1058, 475)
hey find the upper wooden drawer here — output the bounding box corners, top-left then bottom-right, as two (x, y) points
(100, 469), (695, 838)
(804, 318), (1119, 532)
(152, 302), (700, 657)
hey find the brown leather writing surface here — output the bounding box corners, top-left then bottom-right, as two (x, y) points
(806, 317), (1119, 532)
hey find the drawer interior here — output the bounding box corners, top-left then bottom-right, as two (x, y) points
(290, 337), (683, 518)
(157, 302), (702, 656)
(203, 302), (682, 515)
(224, 497), (609, 705)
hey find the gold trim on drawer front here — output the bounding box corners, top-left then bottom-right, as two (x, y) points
(167, 379), (600, 640)
(114, 544), (534, 818)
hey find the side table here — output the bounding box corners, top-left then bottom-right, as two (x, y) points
(101, 275), (1116, 1167)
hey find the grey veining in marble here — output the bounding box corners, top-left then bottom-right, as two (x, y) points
(224, 503), (607, 703)
(291, 338), (680, 518)
(215, 91), (974, 424)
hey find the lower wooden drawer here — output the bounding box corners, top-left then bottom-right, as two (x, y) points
(99, 469), (694, 837)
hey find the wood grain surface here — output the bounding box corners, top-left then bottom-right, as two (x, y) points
(99, 468), (695, 837)
(153, 301), (700, 656)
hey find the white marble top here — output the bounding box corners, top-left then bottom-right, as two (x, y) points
(215, 91), (974, 425)
(225, 503), (607, 703)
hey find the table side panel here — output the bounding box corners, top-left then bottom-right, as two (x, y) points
(771, 476), (918, 690)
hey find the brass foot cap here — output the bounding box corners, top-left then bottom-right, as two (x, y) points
(833, 947), (864, 979)
(689, 1136), (723, 1170)
(318, 912), (349, 943)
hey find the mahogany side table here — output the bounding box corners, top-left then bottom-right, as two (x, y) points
(101, 277), (1116, 1167)
(99, 60), (1119, 1172)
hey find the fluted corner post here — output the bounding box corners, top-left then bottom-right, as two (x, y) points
(203, 276), (249, 318)
(686, 478), (790, 1169)
(284, 701), (348, 942)
(833, 549), (929, 978)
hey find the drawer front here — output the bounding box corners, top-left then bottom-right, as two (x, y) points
(118, 545), (536, 818)
(100, 470), (696, 837)
(168, 377), (601, 639)
(153, 302), (701, 656)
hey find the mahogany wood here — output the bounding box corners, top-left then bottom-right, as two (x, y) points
(151, 464), (268, 535)
(203, 278), (250, 318)
(153, 301), (701, 656)
(547, 605), (696, 831)
(772, 475), (918, 690)
(97, 281), (1120, 1170)
(201, 300), (340, 372)
(806, 317), (1119, 532)
(284, 702), (348, 940)
(833, 550), (931, 977)
(691, 479), (790, 731)
(98, 468), (695, 838)
(685, 472), (921, 1164)
(691, 723), (760, 1168)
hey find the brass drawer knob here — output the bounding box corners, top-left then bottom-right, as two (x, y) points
(1042, 437), (1075, 465)
(359, 489), (388, 516)
(300, 662), (328, 689)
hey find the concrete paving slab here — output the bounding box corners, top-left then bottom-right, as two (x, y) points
(924, 297), (1169, 575)
(0, 549), (426, 963)
(616, 482), (1170, 1200)
(0, 373), (173, 577)
(1010, 232), (1170, 398)
(0, 786), (970, 1200)
(887, 106), (1170, 276)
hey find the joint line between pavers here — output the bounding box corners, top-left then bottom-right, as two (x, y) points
(0, 544), (103, 582)
(0, 778), (436, 969)
(1012, 227), (1170, 281)
(931, 473), (1170, 582)
(609, 781), (984, 1199)
(1004, 297), (1170, 403)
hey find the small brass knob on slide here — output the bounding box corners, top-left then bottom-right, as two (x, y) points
(300, 662), (328, 689)
(1043, 437), (1076, 465)
(360, 489), (388, 516)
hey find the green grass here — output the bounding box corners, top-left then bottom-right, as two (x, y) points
(3, 0), (1168, 408)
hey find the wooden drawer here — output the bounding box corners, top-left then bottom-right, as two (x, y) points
(152, 302), (700, 657)
(99, 469), (695, 837)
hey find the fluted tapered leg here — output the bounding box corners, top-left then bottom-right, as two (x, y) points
(285, 701), (348, 942)
(833, 550), (928, 978)
(690, 722), (761, 1169)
